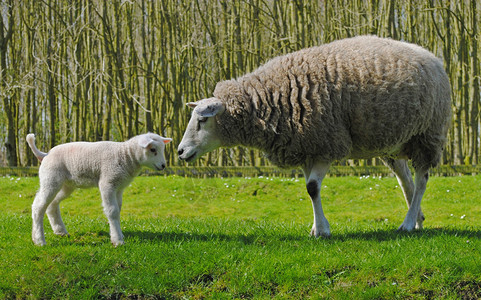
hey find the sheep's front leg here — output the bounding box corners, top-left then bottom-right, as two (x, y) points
(99, 182), (124, 246)
(398, 167), (429, 231)
(302, 161), (331, 238)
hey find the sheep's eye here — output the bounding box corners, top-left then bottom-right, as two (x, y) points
(150, 148), (157, 155)
(196, 116), (207, 131)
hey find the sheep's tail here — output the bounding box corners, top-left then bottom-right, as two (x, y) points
(26, 134), (47, 162)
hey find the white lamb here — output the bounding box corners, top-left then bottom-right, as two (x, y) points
(26, 133), (172, 246)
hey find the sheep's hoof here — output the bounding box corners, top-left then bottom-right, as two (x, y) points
(415, 214), (425, 230)
(397, 223), (415, 232)
(310, 227), (331, 238)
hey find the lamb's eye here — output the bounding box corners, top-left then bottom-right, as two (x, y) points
(150, 148), (157, 155)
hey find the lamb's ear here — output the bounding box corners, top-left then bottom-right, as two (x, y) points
(186, 102), (198, 108)
(138, 135), (154, 149)
(162, 138), (173, 145)
(196, 99), (225, 117)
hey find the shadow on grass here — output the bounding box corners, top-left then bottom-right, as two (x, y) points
(123, 230), (301, 245)
(121, 227), (480, 245)
(335, 227), (481, 242)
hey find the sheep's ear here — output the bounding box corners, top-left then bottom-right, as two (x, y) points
(196, 99), (225, 117)
(186, 102), (198, 108)
(138, 136), (154, 149)
(162, 138), (173, 145)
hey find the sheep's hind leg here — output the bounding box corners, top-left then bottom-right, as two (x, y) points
(382, 158), (424, 229)
(46, 185), (74, 237)
(302, 161), (331, 238)
(398, 167), (429, 232)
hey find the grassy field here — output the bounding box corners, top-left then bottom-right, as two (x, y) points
(1, 174), (480, 299)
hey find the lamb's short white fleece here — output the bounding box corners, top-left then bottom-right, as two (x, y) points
(26, 133), (172, 246)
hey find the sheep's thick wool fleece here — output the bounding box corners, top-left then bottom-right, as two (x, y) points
(213, 36), (451, 168)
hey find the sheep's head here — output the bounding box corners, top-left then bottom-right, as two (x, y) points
(178, 97), (225, 163)
(137, 133), (172, 170)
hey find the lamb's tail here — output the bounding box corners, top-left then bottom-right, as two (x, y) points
(26, 134), (47, 162)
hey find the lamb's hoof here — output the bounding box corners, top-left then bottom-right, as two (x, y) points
(54, 231), (69, 237)
(112, 240), (124, 247)
(33, 239), (46, 246)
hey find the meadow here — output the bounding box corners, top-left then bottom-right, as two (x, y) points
(0, 174), (480, 299)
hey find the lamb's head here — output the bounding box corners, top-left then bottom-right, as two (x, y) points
(136, 133), (172, 170)
(178, 97), (225, 162)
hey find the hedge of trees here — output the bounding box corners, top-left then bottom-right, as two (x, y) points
(0, 0), (479, 167)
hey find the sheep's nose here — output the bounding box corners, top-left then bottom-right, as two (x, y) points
(178, 148), (184, 156)
(161, 163), (166, 170)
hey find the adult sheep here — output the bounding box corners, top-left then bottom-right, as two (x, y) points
(178, 36), (452, 237)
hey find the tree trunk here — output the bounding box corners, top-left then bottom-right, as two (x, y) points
(0, 0), (17, 166)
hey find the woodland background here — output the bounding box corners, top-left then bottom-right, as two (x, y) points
(0, 0), (479, 167)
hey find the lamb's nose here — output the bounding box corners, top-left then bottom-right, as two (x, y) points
(178, 148), (184, 156)
(161, 164), (166, 169)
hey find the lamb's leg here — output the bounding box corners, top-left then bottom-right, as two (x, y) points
(32, 182), (63, 246)
(302, 161), (331, 237)
(46, 185), (74, 236)
(382, 158), (424, 229)
(99, 181), (124, 246)
(116, 189), (124, 211)
(398, 167), (429, 231)
(116, 189), (125, 240)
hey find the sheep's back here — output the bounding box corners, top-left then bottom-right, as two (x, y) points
(317, 36), (451, 158)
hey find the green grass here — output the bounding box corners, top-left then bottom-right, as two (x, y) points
(1, 174), (480, 299)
